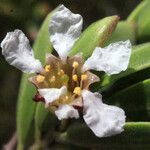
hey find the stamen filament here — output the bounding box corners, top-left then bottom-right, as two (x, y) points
(80, 74), (88, 89)
(72, 74), (79, 86)
(72, 61), (79, 87)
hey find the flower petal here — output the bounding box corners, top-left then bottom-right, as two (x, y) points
(38, 86), (67, 107)
(82, 90), (126, 137)
(55, 104), (79, 120)
(1, 29), (42, 73)
(82, 40), (131, 75)
(49, 5), (83, 60)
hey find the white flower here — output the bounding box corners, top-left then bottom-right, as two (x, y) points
(1, 5), (132, 138)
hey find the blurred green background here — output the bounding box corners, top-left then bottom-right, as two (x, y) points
(0, 0), (141, 148)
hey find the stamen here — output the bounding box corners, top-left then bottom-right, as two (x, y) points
(73, 87), (81, 96)
(72, 74), (78, 81)
(62, 96), (69, 103)
(72, 74), (79, 86)
(81, 74), (88, 81)
(65, 96), (69, 100)
(72, 61), (79, 68)
(80, 74), (88, 88)
(45, 65), (51, 72)
(36, 75), (45, 83)
(72, 61), (79, 86)
(58, 69), (65, 76)
(71, 94), (76, 100)
(49, 76), (56, 82)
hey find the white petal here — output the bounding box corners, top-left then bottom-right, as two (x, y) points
(49, 5), (83, 60)
(55, 104), (79, 120)
(38, 86), (67, 107)
(82, 40), (131, 75)
(1, 29), (42, 73)
(82, 90), (126, 137)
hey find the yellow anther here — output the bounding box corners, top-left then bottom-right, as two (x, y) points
(58, 69), (65, 76)
(73, 87), (82, 96)
(72, 61), (79, 68)
(49, 76), (56, 82)
(36, 75), (45, 83)
(72, 74), (78, 81)
(45, 65), (51, 72)
(65, 96), (69, 100)
(81, 74), (88, 81)
(62, 96), (69, 103)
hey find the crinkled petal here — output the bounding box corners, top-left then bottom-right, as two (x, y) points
(38, 86), (67, 107)
(82, 40), (131, 75)
(1, 29), (42, 73)
(82, 90), (126, 137)
(49, 5), (83, 60)
(55, 104), (79, 120)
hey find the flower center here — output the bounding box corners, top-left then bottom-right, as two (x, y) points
(31, 54), (99, 109)
(34, 60), (88, 107)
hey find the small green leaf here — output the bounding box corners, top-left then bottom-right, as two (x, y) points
(17, 75), (36, 149)
(96, 43), (150, 94)
(35, 103), (50, 130)
(70, 16), (119, 59)
(55, 122), (150, 149)
(127, 0), (150, 41)
(137, 1), (150, 40)
(34, 103), (58, 143)
(16, 8), (58, 149)
(107, 78), (150, 121)
(105, 21), (136, 45)
(127, 0), (149, 22)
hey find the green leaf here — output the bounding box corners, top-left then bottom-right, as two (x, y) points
(105, 21), (136, 46)
(34, 103), (58, 143)
(107, 78), (150, 121)
(16, 8), (58, 149)
(95, 43), (150, 94)
(127, 0), (150, 41)
(17, 75), (36, 150)
(55, 122), (150, 149)
(127, 0), (149, 22)
(136, 1), (150, 40)
(35, 103), (50, 130)
(70, 15), (119, 59)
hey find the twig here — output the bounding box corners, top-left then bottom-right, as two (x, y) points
(2, 132), (17, 150)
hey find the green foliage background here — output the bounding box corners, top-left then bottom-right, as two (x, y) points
(1, 0), (150, 149)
